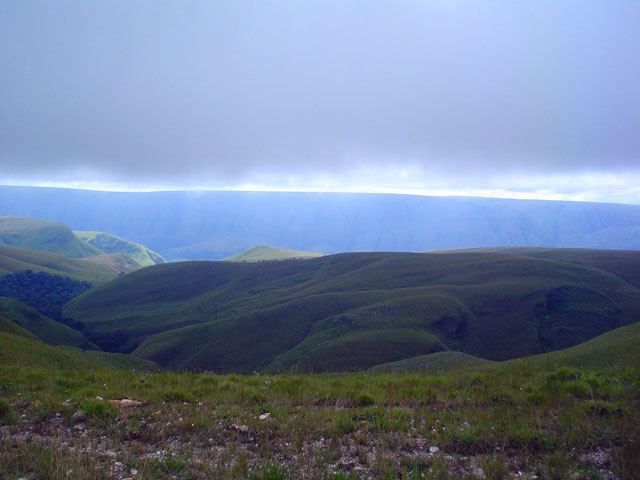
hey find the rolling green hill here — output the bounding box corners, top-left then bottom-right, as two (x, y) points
(0, 297), (96, 349)
(64, 249), (640, 373)
(369, 320), (640, 374)
(0, 245), (139, 284)
(368, 351), (492, 375)
(223, 245), (324, 262)
(504, 319), (640, 371)
(0, 216), (101, 258)
(431, 247), (640, 289)
(74, 231), (166, 266)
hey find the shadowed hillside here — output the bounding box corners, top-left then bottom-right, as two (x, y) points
(0, 297), (96, 349)
(64, 249), (640, 372)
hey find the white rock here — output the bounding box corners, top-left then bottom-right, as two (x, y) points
(429, 446), (439, 453)
(472, 466), (485, 478)
(95, 395), (104, 401)
(258, 413), (271, 421)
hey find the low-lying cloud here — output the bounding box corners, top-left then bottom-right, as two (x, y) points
(1, 1), (639, 202)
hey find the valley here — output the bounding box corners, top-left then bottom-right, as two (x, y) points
(0, 207), (638, 479)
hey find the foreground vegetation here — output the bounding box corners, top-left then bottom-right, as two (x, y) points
(1, 330), (639, 479)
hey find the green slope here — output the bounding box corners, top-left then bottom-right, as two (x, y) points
(0, 329), (156, 373)
(369, 320), (640, 374)
(223, 245), (324, 262)
(0, 317), (159, 372)
(0, 297), (96, 349)
(0, 331), (106, 372)
(0, 245), (139, 284)
(64, 250), (640, 373)
(0, 216), (101, 258)
(0, 313), (39, 339)
(74, 231), (166, 267)
(430, 247), (640, 289)
(504, 320), (640, 371)
(369, 351), (492, 374)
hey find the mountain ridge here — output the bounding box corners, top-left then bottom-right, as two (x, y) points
(2, 186), (639, 260)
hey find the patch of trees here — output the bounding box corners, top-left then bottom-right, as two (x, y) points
(0, 270), (92, 320)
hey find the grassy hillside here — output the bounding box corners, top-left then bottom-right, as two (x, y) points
(65, 250), (640, 373)
(432, 247), (640, 289)
(75, 230), (166, 266)
(223, 245), (324, 262)
(369, 321), (640, 374)
(0, 245), (139, 284)
(0, 216), (102, 258)
(0, 326), (638, 479)
(0, 313), (38, 339)
(0, 297), (96, 349)
(369, 351), (492, 375)
(505, 320), (640, 371)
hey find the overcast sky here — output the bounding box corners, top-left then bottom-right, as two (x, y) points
(1, 1), (639, 203)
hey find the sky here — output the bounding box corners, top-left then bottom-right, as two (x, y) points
(1, 1), (639, 203)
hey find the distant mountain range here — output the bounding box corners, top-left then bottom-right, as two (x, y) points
(1, 186), (639, 261)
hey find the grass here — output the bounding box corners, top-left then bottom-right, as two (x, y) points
(64, 250), (640, 372)
(1, 329), (639, 479)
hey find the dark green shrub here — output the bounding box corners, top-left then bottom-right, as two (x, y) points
(0, 398), (11, 420)
(163, 388), (192, 403)
(82, 399), (117, 421)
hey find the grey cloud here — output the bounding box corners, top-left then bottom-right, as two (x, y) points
(1, 1), (639, 188)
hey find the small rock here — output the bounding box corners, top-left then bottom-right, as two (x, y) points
(105, 450), (117, 458)
(95, 395), (104, 401)
(230, 423), (249, 433)
(258, 413), (271, 421)
(71, 410), (86, 423)
(130, 468), (138, 476)
(110, 398), (142, 407)
(472, 466), (485, 478)
(429, 446), (439, 453)
(115, 461), (123, 467)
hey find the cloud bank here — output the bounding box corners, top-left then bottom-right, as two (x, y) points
(1, 1), (639, 202)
